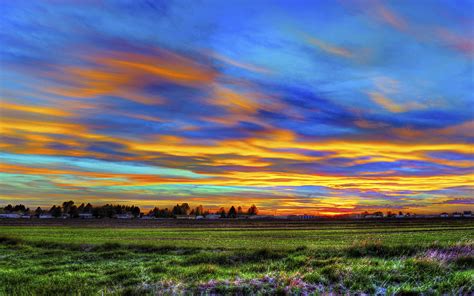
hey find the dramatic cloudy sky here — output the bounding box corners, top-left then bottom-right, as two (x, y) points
(0, 0), (473, 214)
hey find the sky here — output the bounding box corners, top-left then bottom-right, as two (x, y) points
(0, 0), (473, 215)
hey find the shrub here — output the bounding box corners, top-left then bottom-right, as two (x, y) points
(0, 236), (22, 246)
(454, 256), (474, 269)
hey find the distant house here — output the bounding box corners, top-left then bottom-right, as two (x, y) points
(373, 212), (384, 218)
(20, 214), (32, 219)
(249, 215), (273, 219)
(0, 213), (21, 219)
(195, 215), (204, 220)
(440, 212), (449, 218)
(452, 212), (462, 218)
(287, 215), (313, 220)
(463, 211), (472, 218)
(205, 214), (220, 220)
(78, 213), (93, 219)
(175, 215), (195, 220)
(39, 214), (53, 219)
(115, 213), (133, 219)
(140, 215), (154, 220)
(395, 214), (405, 218)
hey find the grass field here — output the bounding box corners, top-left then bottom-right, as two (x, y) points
(0, 219), (473, 295)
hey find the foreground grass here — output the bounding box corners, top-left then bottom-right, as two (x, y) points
(0, 221), (473, 295)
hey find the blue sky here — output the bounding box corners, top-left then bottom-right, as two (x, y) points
(0, 0), (473, 214)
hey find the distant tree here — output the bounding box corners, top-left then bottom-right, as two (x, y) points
(131, 206), (141, 217)
(181, 203), (190, 215)
(13, 204), (26, 212)
(172, 204), (181, 216)
(69, 205), (79, 218)
(62, 201), (75, 214)
(4, 204), (13, 212)
(374, 211), (383, 217)
(247, 204), (258, 216)
(49, 205), (62, 218)
(161, 208), (172, 218)
(195, 205), (204, 216)
(399, 211), (403, 216)
(237, 206), (243, 215)
(219, 207), (227, 218)
(228, 206), (237, 218)
(172, 203), (191, 216)
(148, 207), (158, 217)
(35, 207), (43, 217)
(84, 203), (93, 213)
(136, 206), (173, 218)
(92, 205), (109, 218)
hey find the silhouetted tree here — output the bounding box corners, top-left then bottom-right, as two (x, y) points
(69, 205), (79, 218)
(131, 206), (141, 217)
(62, 201), (74, 214)
(34, 207), (43, 217)
(172, 203), (191, 216)
(149, 207), (173, 218)
(228, 206), (237, 218)
(247, 204), (258, 215)
(219, 207), (227, 218)
(84, 203), (93, 213)
(181, 203), (190, 215)
(49, 205), (62, 218)
(195, 205), (204, 216)
(12, 204), (26, 212)
(172, 204), (180, 216)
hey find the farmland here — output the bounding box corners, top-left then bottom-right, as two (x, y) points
(0, 219), (473, 295)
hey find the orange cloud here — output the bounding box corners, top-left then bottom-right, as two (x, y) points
(45, 48), (217, 104)
(0, 101), (71, 117)
(211, 86), (261, 114)
(208, 51), (273, 74)
(368, 92), (425, 113)
(374, 1), (408, 32)
(437, 28), (474, 57)
(305, 36), (353, 58)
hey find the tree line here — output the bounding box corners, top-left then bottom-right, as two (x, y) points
(0, 201), (258, 218)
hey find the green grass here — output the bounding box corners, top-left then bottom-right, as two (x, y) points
(0, 220), (472, 295)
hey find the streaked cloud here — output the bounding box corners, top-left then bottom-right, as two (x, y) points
(0, 0), (472, 214)
(305, 36), (353, 59)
